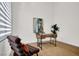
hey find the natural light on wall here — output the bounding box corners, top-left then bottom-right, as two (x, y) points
(0, 2), (11, 42)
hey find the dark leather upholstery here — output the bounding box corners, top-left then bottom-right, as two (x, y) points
(7, 35), (39, 56)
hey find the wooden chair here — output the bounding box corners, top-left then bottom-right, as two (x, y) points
(7, 35), (39, 56)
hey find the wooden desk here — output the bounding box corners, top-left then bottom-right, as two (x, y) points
(36, 33), (57, 50)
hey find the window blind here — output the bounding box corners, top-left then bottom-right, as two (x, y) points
(0, 2), (11, 42)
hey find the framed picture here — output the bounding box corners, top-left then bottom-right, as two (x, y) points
(33, 17), (44, 34)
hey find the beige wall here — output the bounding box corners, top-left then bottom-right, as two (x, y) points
(12, 2), (55, 43)
(54, 2), (79, 47)
(12, 2), (79, 47)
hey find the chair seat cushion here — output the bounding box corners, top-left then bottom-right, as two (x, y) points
(21, 44), (39, 55)
(27, 44), (39, 55)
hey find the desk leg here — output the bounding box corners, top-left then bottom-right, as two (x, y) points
(55, 38), (56, 47)
(39, 38), (42, 50)
(50, 37), (52, 44)
(40, 38), (42, 50)
(37, 38), (39, 47)
(37, 38), (42, 50)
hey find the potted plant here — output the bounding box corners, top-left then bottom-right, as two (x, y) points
(51, 24), (59, 34)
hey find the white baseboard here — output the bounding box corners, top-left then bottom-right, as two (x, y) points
(26, 38), (79, 48)
(57, 39), (79, 47)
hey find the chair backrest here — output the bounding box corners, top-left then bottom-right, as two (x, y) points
(7, 35), (26, 56)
